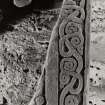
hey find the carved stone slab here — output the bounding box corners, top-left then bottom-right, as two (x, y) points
(44, 0), (90, 105)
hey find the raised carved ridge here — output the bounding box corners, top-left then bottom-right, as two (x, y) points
(44, 0), (90, 105)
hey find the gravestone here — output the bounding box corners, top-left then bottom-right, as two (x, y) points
(0, 0), (90, 105)
(43, 0), (90, 105)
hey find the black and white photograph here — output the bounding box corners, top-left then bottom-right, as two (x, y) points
(0, 0), (104, 105)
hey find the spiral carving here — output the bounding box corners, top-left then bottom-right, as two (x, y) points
(57, 0), (88, 105)
(71, 35), (82, 47)
(66, 33), (84, 55)
(60, 71), (70, 88)
(59, 72), (83, 105)
(65, 95), (79, 105)
(65, 22), (80, 35)
(41, 0), (89, 104)
(59, 9), (85, 38)
(59, 20), (81, 38)
(59, 33), (84, 56)
(60, 53), (83, 74)
(60, 57), (77, 72)
(60, 94), (79, 105)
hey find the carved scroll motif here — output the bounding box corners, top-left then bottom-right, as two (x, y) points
(58, 0), (90, 105)
(45, 0), (90, 105)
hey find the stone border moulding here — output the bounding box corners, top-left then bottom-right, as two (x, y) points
(36, 0), (90, 105)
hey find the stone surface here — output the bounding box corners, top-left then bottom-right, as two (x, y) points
(44, 0), (90, 105)
(89, 0), (105, 105)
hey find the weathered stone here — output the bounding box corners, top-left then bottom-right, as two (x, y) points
(44, 0), (90, 105)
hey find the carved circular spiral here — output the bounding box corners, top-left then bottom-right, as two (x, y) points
(65, 22), (80, 35)
(59, 72), (82, 105)
(60, 54), (83, 74)
(66, 33), (84, 55)
(60, 57), (77, 72)
(60, 93), (79, 105)
(68, 34), (83, 47)
(59, 19), (81, 38)
(71, 35), (81, 46)
(59, 33), (84, 57)
(60, 71), (70, 88)
(65, 95), (79, 105)
(59, 4), (85, 38)
(59, 0), (85, 105)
